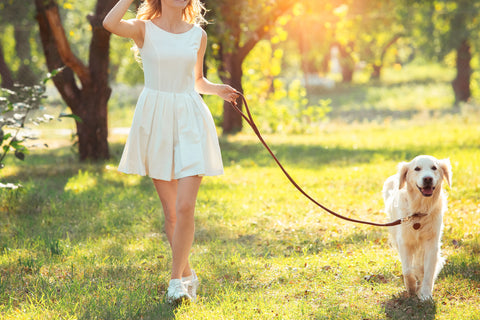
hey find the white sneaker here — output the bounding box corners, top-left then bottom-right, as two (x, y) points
(166, 279), (191, 305)
(183, 269), (200, 302)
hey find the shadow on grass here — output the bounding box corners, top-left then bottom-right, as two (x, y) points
(383, 292), (436, 320)
(0, 143), (160, 247)
(79, 297), (177, 320)
(381, 237), (479, 320)
(77, 277), (176, 320)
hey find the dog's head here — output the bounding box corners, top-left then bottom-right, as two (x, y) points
(398, 155), (452, 197)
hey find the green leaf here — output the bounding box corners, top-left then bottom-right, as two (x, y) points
(59, 113), (83, 123)
(43, 66), (66, 84)
(10, 139), (21, 149)
(14, 150), (25, 161)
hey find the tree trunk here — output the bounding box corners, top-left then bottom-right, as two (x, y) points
(337, 42), (355, 83)
(35, 0), (114, 161)
(219, 52), (244, 134)
(0, 43), (14, 89)
(14, 25), (38, 85)
(77, 89), (110, 160)
(452, 39), (471, 104)
(371, 65), (381, 80)
(297, 31), (312, 89)
(204, 0), (295, 134)
(370, 34), (402, 80)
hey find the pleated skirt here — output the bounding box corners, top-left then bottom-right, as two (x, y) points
(118, 88), (224, 181)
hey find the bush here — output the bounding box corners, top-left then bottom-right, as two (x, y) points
(242, 40), (331, 134)
(0, 70), (67, 188)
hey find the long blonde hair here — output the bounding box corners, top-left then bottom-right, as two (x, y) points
(136, 0), (208, 25)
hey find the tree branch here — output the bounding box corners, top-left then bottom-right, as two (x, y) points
(238, 1), (295, 61)
(44, 5), (91, 87)
(35, 0), (81, 111)
(380, 34), (403, 61)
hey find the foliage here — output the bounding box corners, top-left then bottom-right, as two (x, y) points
(0, 70), (74, 184)
(284, 1), (411, 82)
(56, 0), (143, 84)
(203, 39), (331, 134)
(0, 0), (44, 86)
(397, 0), (480, 103)
(0, 86), (47, 169)
(412, 0), (480, 58)
(203, 0), (298, 132)
(205, 0), (295, 53)
(240, 41), (330, 134)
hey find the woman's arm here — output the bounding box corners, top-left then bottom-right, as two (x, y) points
(103, 0), (145, 47)
(194, 29), (239, 105)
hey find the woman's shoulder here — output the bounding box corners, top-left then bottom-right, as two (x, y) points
(128, 19), (147, 49)
(120, 18), (146, 25)
(193, 25), (207, 38)
(122, 18), (147, 34)
(131, 19), (147, 27)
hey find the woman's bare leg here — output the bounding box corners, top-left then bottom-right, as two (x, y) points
(169, 176), (202, 279)
(152, 177), (202, 278)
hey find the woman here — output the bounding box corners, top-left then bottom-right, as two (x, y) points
(103, 0), (239, 304)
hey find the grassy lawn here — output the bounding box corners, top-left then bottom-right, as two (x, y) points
(1, 64), (479, 319)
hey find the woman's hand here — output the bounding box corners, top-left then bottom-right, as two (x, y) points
(217, 84), (240, 106)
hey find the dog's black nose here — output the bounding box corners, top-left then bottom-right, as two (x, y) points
(423, 176), (433, 185)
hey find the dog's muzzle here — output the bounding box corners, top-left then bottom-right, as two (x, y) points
(417, 177), (435, 197)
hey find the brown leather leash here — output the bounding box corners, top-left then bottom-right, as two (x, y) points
(229, 93), (403, 227)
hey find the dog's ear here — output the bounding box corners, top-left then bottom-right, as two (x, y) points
(398, 161), (409, 189)
(438, 158), (452, 187)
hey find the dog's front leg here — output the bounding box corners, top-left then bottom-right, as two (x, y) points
(398, 242), (417, 296)
(418, 241), (440, 301)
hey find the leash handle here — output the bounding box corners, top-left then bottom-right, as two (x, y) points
(229, 93), (402, 228)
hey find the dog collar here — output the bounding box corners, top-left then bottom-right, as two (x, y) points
(401, 213), (428, 230)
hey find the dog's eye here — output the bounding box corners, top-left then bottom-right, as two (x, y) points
(414, 167), (421, 171)
(431, 166), (437, 170)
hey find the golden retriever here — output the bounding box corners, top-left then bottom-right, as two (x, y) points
(382, 155), (452, 300)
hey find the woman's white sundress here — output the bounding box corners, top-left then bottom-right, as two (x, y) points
(118, 21), (224, 181)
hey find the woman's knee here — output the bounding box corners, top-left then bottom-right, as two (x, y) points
(176, 200), (195, 219)
(164, 211), (177, 226)
(162, 204), (177, 224)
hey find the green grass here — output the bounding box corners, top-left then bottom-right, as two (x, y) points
(1, 62), (480, 319)
(1, 116), (479, 319)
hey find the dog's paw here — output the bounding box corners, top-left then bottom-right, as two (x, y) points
(417, 288), (433, 301)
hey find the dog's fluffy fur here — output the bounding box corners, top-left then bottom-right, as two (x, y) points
(382, 155), (452, 300)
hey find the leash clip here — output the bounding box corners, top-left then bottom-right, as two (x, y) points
(401, 213), (427, 230)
